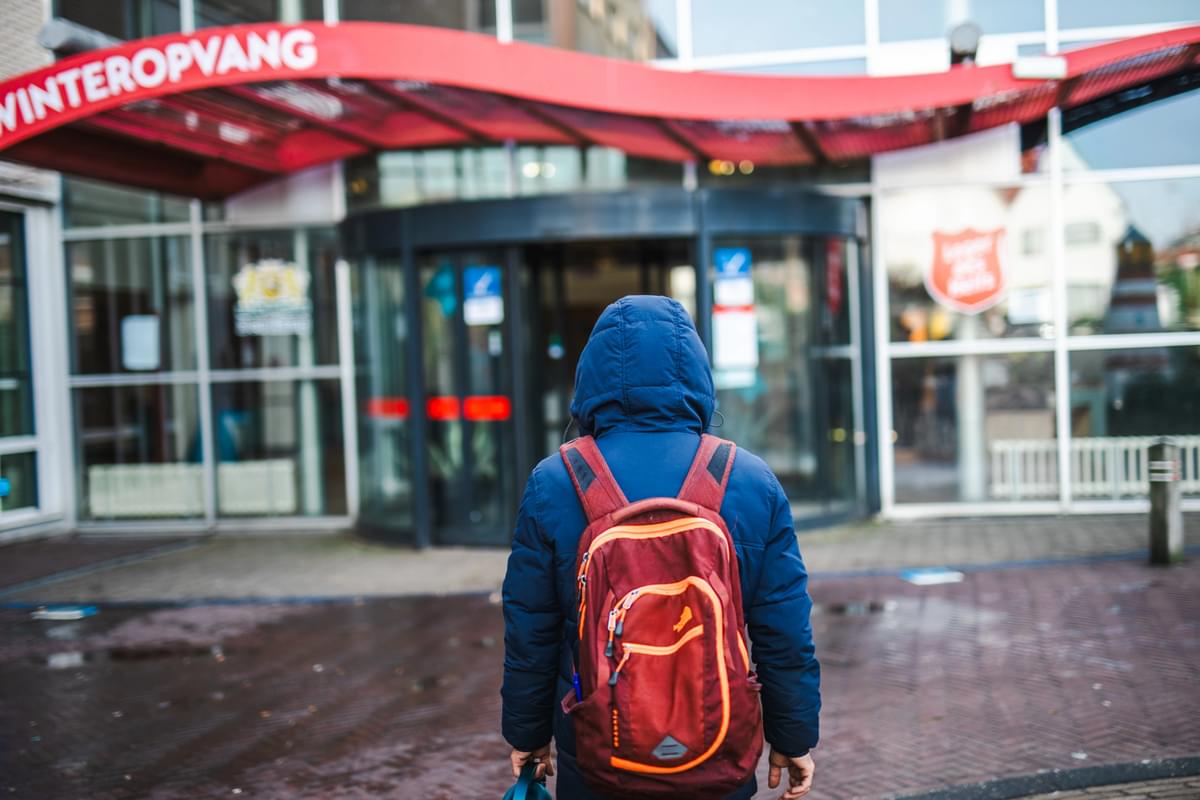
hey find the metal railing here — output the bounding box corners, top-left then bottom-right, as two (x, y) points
(990, 436), (1200, 500)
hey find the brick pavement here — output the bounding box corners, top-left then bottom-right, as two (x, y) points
(2, 557), (1196, 799)
(4, 513), (1193, 603)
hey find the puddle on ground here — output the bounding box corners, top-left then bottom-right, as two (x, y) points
(817, 600), (898, 616)
(41, 643), (232, 668)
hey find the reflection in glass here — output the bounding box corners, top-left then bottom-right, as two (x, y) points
(354, 259), (413, 534)
(211, 380), (346, 516)
(892, 353), (1056, 503)
(0, 213), (34, 438)
(1064, 90), (1199, 172)
(76, 384), (202, 519)
(1069, 347), (1200, 498)
(68, 237), (195, 375)
(1065, 178), (1200, 334)
(878, 0), (1042, 42)
(711, 236), (856, 513)
(1059, 0), (1199, 30)
(0, 451), (37, 512)
(692, 0), (864, 57)
(420, 256), (515, 542)
(206, 228), (340, 369)
(884, 185), (1053, 341)
(63, 177), (189, 229)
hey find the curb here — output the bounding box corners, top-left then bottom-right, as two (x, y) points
(893, 756), (1200, 800)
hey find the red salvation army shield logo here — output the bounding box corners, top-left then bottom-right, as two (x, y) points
(925, 228), (1008, 314)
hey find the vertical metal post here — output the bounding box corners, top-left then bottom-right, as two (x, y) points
(401, 213), (432, 548)
(506, 246), (531, 512)
(694, 191), (713, 356)
(675, 0), (694, 66)
(1048, 107), (1072, 511)
(336, 258), (360, 519)
(295, 229), (323, 515)
(1148, 440), (1183, 565)
(870, 183), (895, 513)
(323, 0), (339, 24)
(496, 0), (514, 43)
(846, 236), (868, 512)
(180, 0), (196, 33)
(189, 200), (216, 527)
(452, 257), (474, 530)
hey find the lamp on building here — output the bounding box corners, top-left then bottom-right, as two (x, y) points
(948, 22), (982, 66)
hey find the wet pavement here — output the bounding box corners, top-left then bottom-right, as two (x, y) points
(2, 557), (1198, 799)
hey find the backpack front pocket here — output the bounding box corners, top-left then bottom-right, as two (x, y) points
(606, 577), (731, 775)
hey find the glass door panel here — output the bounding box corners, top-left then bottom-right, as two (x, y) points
(419, 251), (515, 544)
(0, 211), (37, 516)
(525, 239), (694, 460)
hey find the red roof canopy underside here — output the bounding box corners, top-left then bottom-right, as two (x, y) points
(0, 22), (1197, 199)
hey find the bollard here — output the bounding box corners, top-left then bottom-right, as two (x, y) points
(1148, 440), (1184, 565)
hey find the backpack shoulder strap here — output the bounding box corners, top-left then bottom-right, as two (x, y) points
(559, 436), (629, 524)
(677, 434), (737, 513)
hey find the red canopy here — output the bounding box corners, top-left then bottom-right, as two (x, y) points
(0, 22), (1196, 198)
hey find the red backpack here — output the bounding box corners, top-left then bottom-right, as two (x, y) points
(559, 434), (763, 799)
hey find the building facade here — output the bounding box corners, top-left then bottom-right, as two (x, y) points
(0, 0), (1197, 545)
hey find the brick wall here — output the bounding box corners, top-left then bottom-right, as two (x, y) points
(0, 0), (57, 202)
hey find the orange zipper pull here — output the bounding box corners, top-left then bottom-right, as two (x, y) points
(608, 651), (631, 686)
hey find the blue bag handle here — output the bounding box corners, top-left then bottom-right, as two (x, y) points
(503, 762), (552, 800)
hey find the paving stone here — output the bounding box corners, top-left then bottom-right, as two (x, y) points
(2, 558), (1197, 799)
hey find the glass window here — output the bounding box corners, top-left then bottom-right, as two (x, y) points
(516, 146), (583, 195)
(0, 451), (38, 513)
(211, 379), (346, 516)
(56, 0), (181, 39)
(892, 353), (1057, 503)
(0, 213), (34, 439)
(1059, 0), (1199, 30)
(879, 0), (1043, 42)
(883, 184), (1054, 341)
(63, 178), (190, 229)
(196, 0), (279, 26)
(354, 259), (413, 533)
(340, 0), (493, 31)
(1069, 346), (1200, 498)
(691, 0), (864, 57)
(1065, 177), (1200, 334)
(206, 228), (340, 369)
(76, 384), (202, 520)
(348, 146), (683, 210)
(68, 237), (196, 375)
(1064, 89), (1200, 172)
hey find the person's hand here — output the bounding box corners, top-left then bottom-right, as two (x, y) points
(510, 743), (554, 781)
(767, 747), (815, 799)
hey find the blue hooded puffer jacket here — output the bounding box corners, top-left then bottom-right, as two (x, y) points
(501, 295), (820, 799)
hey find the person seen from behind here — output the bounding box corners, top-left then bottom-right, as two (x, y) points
(502, 296), (820, 799)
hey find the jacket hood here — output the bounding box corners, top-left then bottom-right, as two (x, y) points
(570, 295), (715, 436)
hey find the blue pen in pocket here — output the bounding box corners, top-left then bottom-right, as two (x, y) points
(572, 671), (582, 701)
